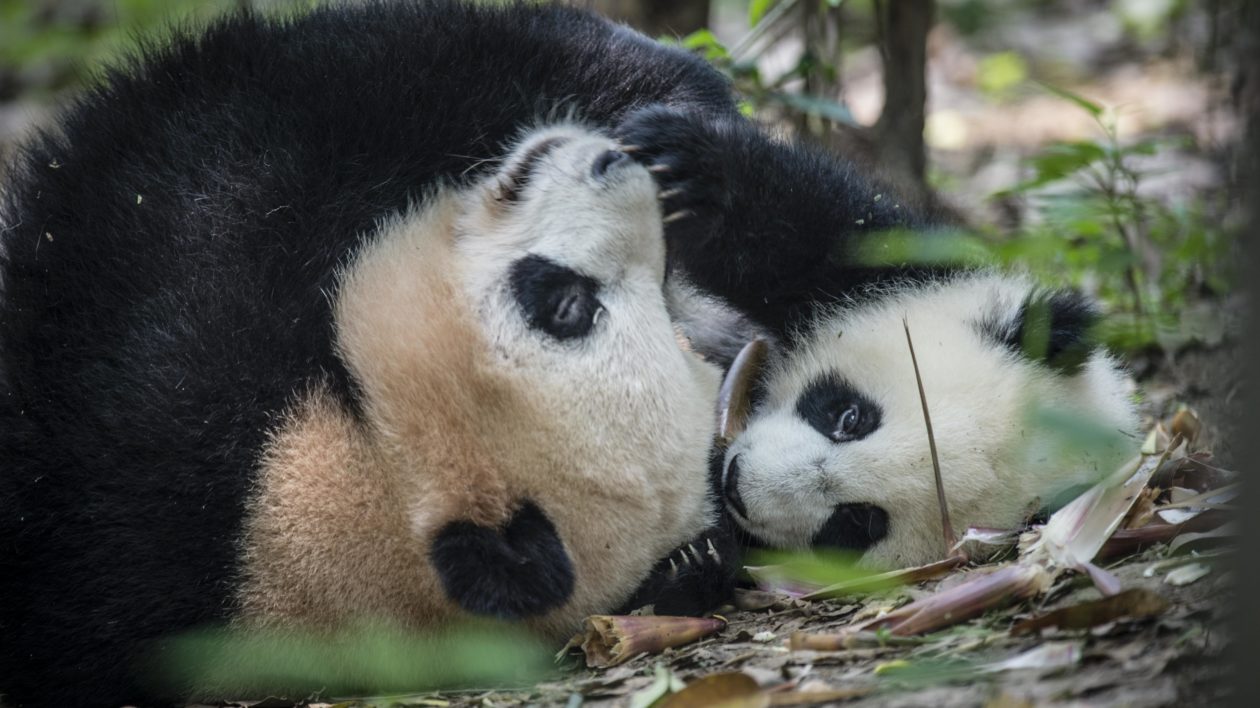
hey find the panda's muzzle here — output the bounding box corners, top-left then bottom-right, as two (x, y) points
(812, 502), (888, 551)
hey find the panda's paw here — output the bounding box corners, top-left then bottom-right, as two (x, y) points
(619, 523), (740, 617)
(430, 500), (575, 620)
(615, 106), (733, 229)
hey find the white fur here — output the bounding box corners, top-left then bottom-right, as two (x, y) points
(725, 272), (1138, 568)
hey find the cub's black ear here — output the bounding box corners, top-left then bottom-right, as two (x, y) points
(986, 289), (1099, 374)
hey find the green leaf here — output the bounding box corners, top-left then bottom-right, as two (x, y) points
(995, 141), (1106, 196)
(851, 228), (994, 268)
(748, 0), (776, 27)
(1036, 81), (1104, 117)
(681, 29), (730, 61)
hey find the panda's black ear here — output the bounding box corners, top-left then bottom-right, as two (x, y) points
(986, 288), (1099, 374)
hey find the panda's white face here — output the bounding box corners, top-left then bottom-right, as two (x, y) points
(723, 274), (1137, 568)
(454, 125), (721, 496)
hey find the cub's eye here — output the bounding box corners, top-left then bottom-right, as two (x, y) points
(510, 255), (603, 340)
(795, 373), (882, 444)
(833, 404), (860, 441)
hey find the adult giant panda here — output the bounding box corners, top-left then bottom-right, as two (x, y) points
(0, 115), (730, 704)
(719, 273), (1140, 567)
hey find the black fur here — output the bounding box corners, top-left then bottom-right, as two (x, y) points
(795, 373), (883, 443)
(431, 500), (576, 620)
(510, 255), (603, 340)
(0, 2), (930, 704)
(981, 288), (1100, 374)
(616, 106), (938, 335)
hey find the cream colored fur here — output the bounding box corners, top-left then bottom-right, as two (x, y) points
(237, 126), (721, 640)
(726, 273), (1138, 568)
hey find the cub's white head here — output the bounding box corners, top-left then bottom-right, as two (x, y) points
(722, 273), (1138, 568)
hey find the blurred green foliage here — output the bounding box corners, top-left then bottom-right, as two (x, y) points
(988, 84), (1236, 355)
(148, 618), (553, 700)
(746, 547), (894, 594)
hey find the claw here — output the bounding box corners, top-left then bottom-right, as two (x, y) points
(688, 543), (704, 565)
(658, 188), (682, 200)
(663, 210), (692, 224)
(619, 144), (641, 153)
(668, 557), (679, 578)
(676, 549), (692, 568)
(706, 538), (721, 564)
(649, 163), (672, 174)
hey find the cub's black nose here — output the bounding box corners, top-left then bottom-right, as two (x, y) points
(591, 149), (629, 179)
(812, 503), (888, 551)
(724, 455), (748, 519)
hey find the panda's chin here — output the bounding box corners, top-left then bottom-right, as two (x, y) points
(809, 502), (889, 553)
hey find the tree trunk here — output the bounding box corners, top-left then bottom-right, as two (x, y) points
(873, 0), (933, 188)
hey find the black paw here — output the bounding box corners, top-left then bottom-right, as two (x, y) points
(615, 106), (735, 230)
(430, 500), (575, 620)
(618, 523), (740, 616)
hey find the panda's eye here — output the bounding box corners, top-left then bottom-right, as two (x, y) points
(796, 373), (881, 444)
(510, 255), (603, 340)
(833, 404), (860, 441)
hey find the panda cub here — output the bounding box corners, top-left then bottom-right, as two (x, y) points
(0, 123), (726, 706)
(721, 273), (1139, 568)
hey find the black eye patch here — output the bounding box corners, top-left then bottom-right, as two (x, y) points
(795, 373), (882, 443)
(510, 254), (602, 340)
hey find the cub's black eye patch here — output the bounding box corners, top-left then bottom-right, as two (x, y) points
(796, 373), (881, 443)
(510, 254), (603, 340)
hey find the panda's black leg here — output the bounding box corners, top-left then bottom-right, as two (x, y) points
(430, 500), (575, 619)
(616, 106), (932, 335)
(617, 520), (741, 616)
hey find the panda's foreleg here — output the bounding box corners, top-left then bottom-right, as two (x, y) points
(617, 106), (931, 335)
(615, 521), (741, 617)
(429, 500), (576, 620)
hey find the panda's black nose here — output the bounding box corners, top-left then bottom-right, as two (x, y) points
(812, 503), (888, 551)
(724, 455), (748, 519)
(591, 149), (629, 179)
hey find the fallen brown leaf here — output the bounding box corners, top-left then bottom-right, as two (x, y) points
(657, 672), (767, 708)
(1011, 588), (1169, 635)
